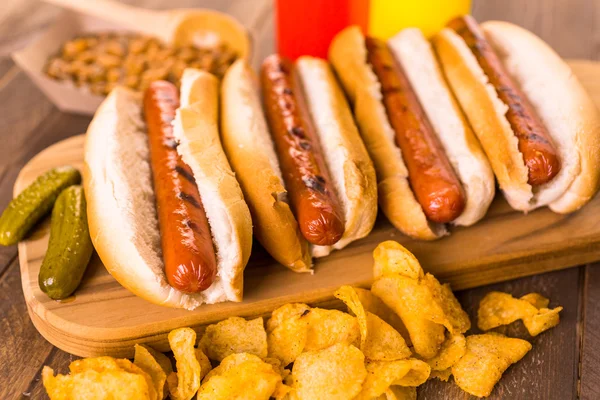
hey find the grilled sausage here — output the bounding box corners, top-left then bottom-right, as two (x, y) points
(143, 81), (217, 293)
(261, 55), (345, 246)
(365, 37), (466, 224)
(447, 15), (560, 186)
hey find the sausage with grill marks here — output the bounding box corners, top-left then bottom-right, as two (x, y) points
(261, 55), (345, 246)
(143, 81), (217, 293)
(365, 37), (466, 224)
(447, 15), (560, 186)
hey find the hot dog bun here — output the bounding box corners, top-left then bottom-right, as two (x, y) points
(83, 70), (252, 310)
(221, 60), (312, 272)
(434, 20), (600, 212)
(221, 58), (377, 262)
(329, 26), (446, 240)
(295, 56), (378, 257)
(388, 28), (495, 226)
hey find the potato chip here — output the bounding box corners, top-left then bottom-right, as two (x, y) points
(373, 241), (423, 280)
(520, 293), (550, 309)
(372, 275), (446, 358)
(167, 328), (201, 400)
(421, 274), (470, 334)
(199, 316), (268, 362)
(429, 368), (452, 382)
(43, 365), (154, 400)
(478, 291), (562, 336)
(197, 353), (284, 400)
(135, 344), (167, 399)
(355, 359), (428, 399)
(478, 292), (538, 331)
(195, 348), (212, 380)
(142, 345), (173, 377)
(290, 343), (367, 400)
(304, 308), (361, 351)
(267, 305), (311, 366)
(393, 359), (431, 387)
(335, 286), (410, 361)
(385, 386), (417, 400)
(267, 303), (311, 332)
(353, 287), (411, 343)
(522, 307), (563, 336)
(451, 333), (532, 397)
(423, 334), (466, 371)
(264, 357), (290, 380)
(69, 357), (157, 400)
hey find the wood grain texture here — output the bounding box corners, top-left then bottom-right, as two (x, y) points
(580, 265), (600, 400)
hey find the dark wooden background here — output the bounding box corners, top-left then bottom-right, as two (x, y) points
(1, 1), (599, 399)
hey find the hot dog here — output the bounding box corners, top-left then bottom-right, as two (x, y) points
(84, 69), (252, 310)
(329, 26), (495, 239)
(144, 81), (217, 293)
(221, 58), (377, 261)
(446, 16), (560, 186)
(434, 18), (600, 212)
(365, 37), (466, 224)
(261, 55), (345, 246)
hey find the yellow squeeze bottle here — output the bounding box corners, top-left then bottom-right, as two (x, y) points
(367, 0), (472, 38)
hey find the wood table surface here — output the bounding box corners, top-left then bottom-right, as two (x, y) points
(0, 1), (599, 399)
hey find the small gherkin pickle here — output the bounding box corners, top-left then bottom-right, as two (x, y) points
(39, 185), (93, 300)
(0, 166), (81, 246)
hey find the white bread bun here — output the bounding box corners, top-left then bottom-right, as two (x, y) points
(481, 21), (600, 213)
(295, 56), (378, 256)
(220, 60), (312, 272)
(388, 28), (495, 226)
(84, 73), (252, 310)
(329, 26), (446, 240)
(434, 21), (600, 212)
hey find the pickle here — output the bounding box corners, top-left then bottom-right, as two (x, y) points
(0, 166), (81, 246)
(39, 185), (93, 300)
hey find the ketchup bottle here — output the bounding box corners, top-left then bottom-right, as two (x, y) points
(276, 0), (368, 60)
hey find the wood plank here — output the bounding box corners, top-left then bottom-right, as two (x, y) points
(580, 264), (600, 400)
(418, 267), (582, 399)
(0, 260), (56, 400)
(14, 60), (600, 359)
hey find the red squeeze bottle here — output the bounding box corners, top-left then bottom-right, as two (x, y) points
(276, 0), (368, 60)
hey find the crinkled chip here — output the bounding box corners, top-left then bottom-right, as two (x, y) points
(167, 328), (201, 400)
(195, 348), (212, 380)
(373, 241), (423, 280)
(372, 275), (446, 359)
(392, 359), (431, 387)
(385, 386), (417, 400)
(451, 333), (532, 397)
(304, 308), (361, 351)
(429, 368), (451, 382)
(134, 344), (167, 399)
(353, 287), (411, 343)
(421, 274), (470, 334)
(290, 343), (367, 400)
(43, 365), (154, 400)
(69, 357), (157, 400)
(478, 292), (538, 330)
(522, 307), (562, 336)
(267, 305), (311, 366)
(199, 316), (268, 362)
(335, 286), (410, 361)
(264, 357), (290, 380)
(197, 353), (284, 400)
(424, 334), (466, 371)
(478, 291), (562, 336)
(520, 293), (550, 309)
(355, 359), (429, 399)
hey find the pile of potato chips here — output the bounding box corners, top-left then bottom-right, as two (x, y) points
(43, 240), (562, 399)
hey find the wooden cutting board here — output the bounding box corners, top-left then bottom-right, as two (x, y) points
(17, 61), (600, 358)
